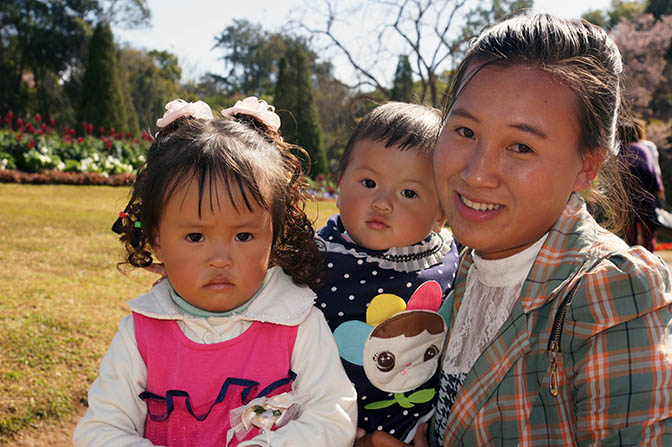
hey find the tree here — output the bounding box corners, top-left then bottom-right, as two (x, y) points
(610, 13), (672, 119)
(119, 47), (181, 129)
(0, 0), (97, 118)
(275, 44), (329, 178)
(294, 0), (531, 107)
(78, 22), (132, 133)
(390, 55), (414, 102)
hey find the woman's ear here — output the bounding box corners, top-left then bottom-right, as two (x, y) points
(573, 149), (606, 192)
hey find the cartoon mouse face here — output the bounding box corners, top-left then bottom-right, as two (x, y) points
(362, 310), (446, 393)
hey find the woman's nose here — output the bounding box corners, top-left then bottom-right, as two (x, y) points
(460, 145), (498, 188)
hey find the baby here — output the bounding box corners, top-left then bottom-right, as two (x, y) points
(314, 102), (459, 443)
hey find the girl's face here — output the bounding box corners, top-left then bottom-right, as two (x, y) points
(152, 177), (273, 312)
(434, 64), (601, 260)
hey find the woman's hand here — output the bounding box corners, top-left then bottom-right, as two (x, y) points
(355, 423), (428, 447)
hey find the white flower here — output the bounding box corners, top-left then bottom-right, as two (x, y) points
(221, 97), (281, 131)
(1, 158), (7, 169)
(56, 161), (65, 171)
(156, 99), (213, 128)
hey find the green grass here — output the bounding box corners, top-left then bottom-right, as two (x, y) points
(0, 183), (337, 441)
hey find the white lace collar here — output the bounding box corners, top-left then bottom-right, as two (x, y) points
(471, 235), (548, 288)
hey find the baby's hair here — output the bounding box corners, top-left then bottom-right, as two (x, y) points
(444, 13), (631, 233)
(117, 112), (325, 289)
(337, 102), (441, 182)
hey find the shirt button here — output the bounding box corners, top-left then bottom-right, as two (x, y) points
(203, 333), (214, 344)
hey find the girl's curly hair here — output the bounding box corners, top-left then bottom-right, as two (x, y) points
(116, 111), (325, 289)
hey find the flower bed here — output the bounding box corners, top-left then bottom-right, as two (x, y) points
(0, 112), (151, 181)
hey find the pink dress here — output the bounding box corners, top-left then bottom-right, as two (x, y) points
(133, 312), (298, 446)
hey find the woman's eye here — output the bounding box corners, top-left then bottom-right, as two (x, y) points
(456, 127), (475, 138)
(401, 189), (417, 199)
(186, 233), (204, 243)
(361, 179), (376, 188)
(509, 143), (533, 154)
(235, 232), (253, 242)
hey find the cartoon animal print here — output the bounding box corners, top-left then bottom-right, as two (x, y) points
(333, 281), (447, 409)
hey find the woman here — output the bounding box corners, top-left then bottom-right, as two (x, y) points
(429, 13), (672, 447)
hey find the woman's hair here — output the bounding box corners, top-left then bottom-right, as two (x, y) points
(116, 112), (325, 289)
(444, 13), (631, 232)
(337, 102), (441, 182)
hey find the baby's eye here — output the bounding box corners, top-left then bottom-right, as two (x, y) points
(186, 233), (204, 243)
(373, 351), (396, 372)
(456, 127), (475, 139)
(424, 344), (439, 362)
(235, 232), (253, 242)
(509, 143), (533, 154)
(361, 179), (376, 189)
(401, 189), (417, 199)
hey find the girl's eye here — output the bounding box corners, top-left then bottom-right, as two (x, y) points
(509, 143), (533, 154)
(361, 179), (376, 188)
(456, 127), (475, 139)
(186, 233), (204, 243)
(235, 232), (253, 242)
(401, 189), (417, 199)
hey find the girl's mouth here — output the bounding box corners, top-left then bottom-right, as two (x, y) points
(458, 193), (502, 212)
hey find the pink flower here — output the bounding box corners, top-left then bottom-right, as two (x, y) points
(221, 97), (281, 131)
(156, 99), (213, 128)
(35, 113), (41, 122)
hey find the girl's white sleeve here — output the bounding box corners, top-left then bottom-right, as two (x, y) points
(241, 307), (357, 447)
(73, 315), (156, 447)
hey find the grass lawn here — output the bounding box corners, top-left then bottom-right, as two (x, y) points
(0, 183), (338, 441)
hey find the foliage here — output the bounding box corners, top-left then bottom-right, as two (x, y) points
(0, 112), (150, 177)
(119, 47), (182, 130)
(295, 0), (531, 106)
(0, 0), (96, 119)
(583, 0), (647, 28)
(78, 22), (136, 134)
(610, 14), (672, 120)
(390, 55), (414, 102)
(275, 45), (329, 178)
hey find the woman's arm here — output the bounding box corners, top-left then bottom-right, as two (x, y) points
(571, 253), (672, 446)
(73, 316), (154, 447)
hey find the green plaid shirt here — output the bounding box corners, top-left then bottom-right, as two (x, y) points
(436, 193), (672, 446)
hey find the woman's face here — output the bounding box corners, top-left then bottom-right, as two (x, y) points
(434, 64), (601, 259)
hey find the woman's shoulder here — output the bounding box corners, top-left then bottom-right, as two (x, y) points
(567, 240), (671, 332)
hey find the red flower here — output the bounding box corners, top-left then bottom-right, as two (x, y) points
(27, 140), (35, 149)
(4, 111), (13, 124)
(16, 118), (23, 127)
(15, 133), (21, 141)
(99, 126), (105, 135)
(82, 121), (87, 128)
(105, 141), (112, 149)
(35, 113), (41, 122)
(40, 123), (47, 131)
(126, 131), (131, 139)
(78, 137), (84, 144)
(88, 124), (93, 134)
(49, 118), (55, 127)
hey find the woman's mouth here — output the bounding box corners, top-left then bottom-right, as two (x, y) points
(458, 193), (502, 212)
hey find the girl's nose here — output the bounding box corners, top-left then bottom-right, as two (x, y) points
(207, 245), (232, 268)
(460, 144), (498, 188)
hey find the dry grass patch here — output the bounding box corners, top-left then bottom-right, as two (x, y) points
(0, 184), (337, 441)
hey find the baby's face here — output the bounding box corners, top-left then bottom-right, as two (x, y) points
(337, 139), (444, 250)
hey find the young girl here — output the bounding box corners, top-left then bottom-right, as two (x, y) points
(427, 13), (672, 447)
(73, 98), (357, 446)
